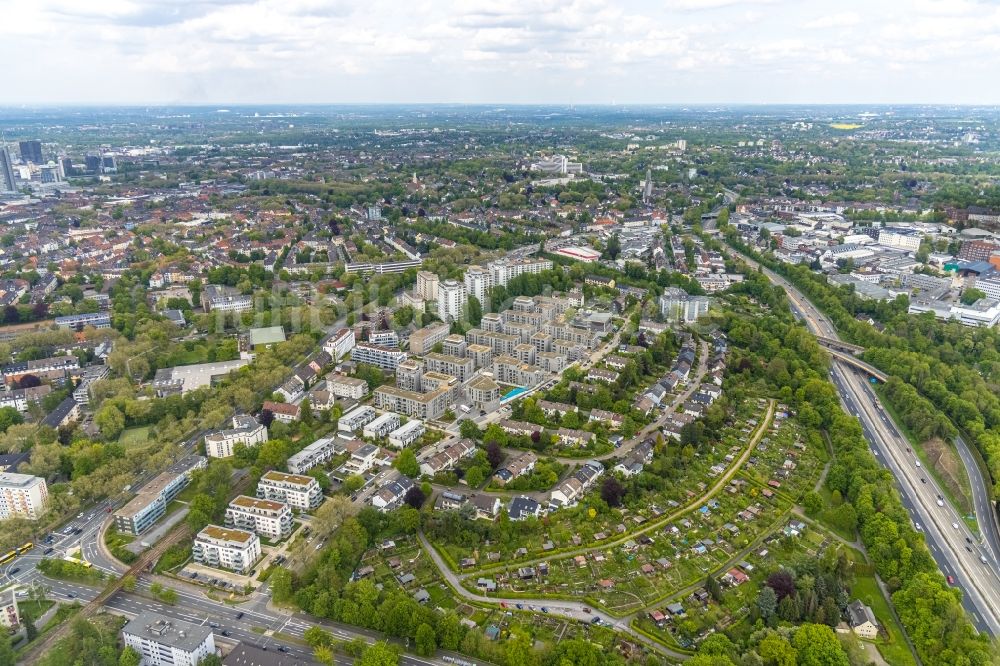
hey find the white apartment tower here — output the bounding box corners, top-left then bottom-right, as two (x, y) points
(0, 473), (49, 520)
(416, 271), (439, 302)
(463, 266), (493, 306)
(437, 280), (467, 323)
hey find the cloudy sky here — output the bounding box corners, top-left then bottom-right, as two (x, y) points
(4, 0), (1000, 105)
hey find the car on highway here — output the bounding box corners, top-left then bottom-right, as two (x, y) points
(981, 555), (989, 564)
(921, 478), (927, 484)
(541, 607), (549, 613)
(966, 537), (972, 544)
(947, 575), (956, 585)
(43, 547), (54, 555)
(515, 603), (524, 610)
(8, 568), (18, 575)
(590, 616), (601, 625)
(937, 498), (945, 507)
(953, 522), (960, 530)
(236, 612), (244, 620)
(915, 460), (921, 467)
(914, 523), (922, 531)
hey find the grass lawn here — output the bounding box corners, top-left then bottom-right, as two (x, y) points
(118, 426), (152, 447)
(850, 574), (916, 666)
(17, 599), (55, 622)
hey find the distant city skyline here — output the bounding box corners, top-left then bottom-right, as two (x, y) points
(4, 0), (1000, 105)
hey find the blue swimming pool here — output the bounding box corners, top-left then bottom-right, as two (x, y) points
(502, 386), (528, 401)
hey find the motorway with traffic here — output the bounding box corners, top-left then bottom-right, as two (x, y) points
(726, 244), (1000, 635)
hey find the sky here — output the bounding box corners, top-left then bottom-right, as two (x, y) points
(3, 0), (1000, 105)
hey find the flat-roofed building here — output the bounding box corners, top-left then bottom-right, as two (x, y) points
(407, 322), (450, 355)
(373, 385), (450, 420)
(204, 415), (267, 459)
(339, 405), (377, 433)
(328, 375), (368, 400)
(193, 525), (261, 573)
(287, 436), (340, 475)
(416, 271), (439, 302)
(122, 611), (216, 666)
(395, 359), (424, 392)
(466, 374), (500, 412)
(493, 355), (543, 387)
(323, 327), (356, 360)
(257, 471), (323, 511)
(351, 342), (407, 370)
(442, 334), (467, 357)
(115, 456), (206, 535)
(388, 420), (425, 448)
(0, 472), (48, 520)
(467, 343), (493, 369)
(424, 352), (474, 382)
(225, 495), (293, 540)
(363, 412), (401, 439)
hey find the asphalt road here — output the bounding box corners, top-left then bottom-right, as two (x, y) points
(727, 244), (1000, 636)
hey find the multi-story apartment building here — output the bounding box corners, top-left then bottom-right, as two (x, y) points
(351, 342), (407, 370)
(192, 525), (261, 573)
(492, 355), (543, 387)
(122, 611), (216, 666)
(388, 420), (425, 448)
(225, 495), (293, 540)
(441, 334), (467, 357)
(363, 412), (401, 439)
(659, 287), (711, 324)
(463, 265), (493, 305)
(204, 414), (267, 458)
(373, 385), (450, 420)
(437, 280), (466, 322)
(407, 322), (450, 355)
(488, 257), (553, 286)
(416, 271), (439, 302)
(466, 374), (501, 411)
(465, 329), (519, 356)
(327, 374), (368, 400)
(0, 473), (48, 520)
(467, 343), (493, 369)
(877, 227), (922, 252)
(323, 327), (356, 360)
(53, 312), (111, 330)
(395, 359), (424, 392)
(1, 355), (79, 386)
(201, 285), (254, 313)
(115, 456), (207, 535)
(286, 436), (340, 474)
(424, 352), (474, 382)
(257, 470), (323, 511)
(339, 405), (377, 433)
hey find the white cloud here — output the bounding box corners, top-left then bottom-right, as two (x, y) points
(804, 12), (861, 29)
(0, 0), (998, 103)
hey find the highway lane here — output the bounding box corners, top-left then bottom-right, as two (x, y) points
(730, 246), (1000, 635)
(954, 433), (1000, 565)
(722, 244), (1000, 634)
(833, 366), (1000, 634)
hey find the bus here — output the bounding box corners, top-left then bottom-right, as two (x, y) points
(16, 542), (33, 555)
(0, 551), (16, 565)
(63, 555), (93, 569)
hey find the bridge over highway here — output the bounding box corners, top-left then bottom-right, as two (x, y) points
(815, 339), (888, 382)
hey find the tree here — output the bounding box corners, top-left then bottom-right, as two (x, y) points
(415, 623), (437, 657)
(600, 477), (625, 507)
(485, 441), (504, 470)
(403, 486), (426, 509)
(300, 399), (314, 426)
(18, 374), (40, 389)
(394, 449), (420, 477)
(393, 305), (415, 327)
(466, 295), (483, 326)
(122, 574), (137, 592)
(961, 288), (986, 305)
(119, 647), (142, 666)
(357, 641), (400, 666)
(605, 233), (621, 260)
(802, 490), (824, 516)
(23, 613), (37, 641)
(766, 570), (796, 600)
(95, 404), (126, 440)
(197, 656), (222, 666)
(459, 419), (481, 440)
(304, 626), (334, 648)
(436, 611), (464, 650)
(791, 624), (849, 666)
(270, 567), (293, 603)
(758, 633), (797, 666)
(464, 466), (485, 488)
(706, 573), (723, 602)
(0, 407), (22, 434)
(344, 475), (365, 492)
(757, 586), (778, 620)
